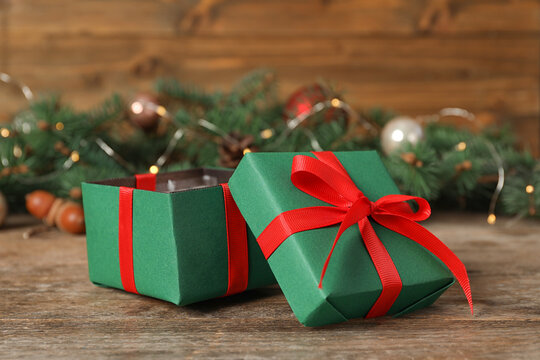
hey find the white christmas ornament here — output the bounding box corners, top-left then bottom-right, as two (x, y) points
(380, 116), (424, 155)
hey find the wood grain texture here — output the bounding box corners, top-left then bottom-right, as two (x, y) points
(0, 213), (539, 359)
(0, 0), (539, 153)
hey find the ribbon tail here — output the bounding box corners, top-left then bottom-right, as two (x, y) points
(375, 214), (474, 315)
(359, 218), (402, 318)
(317, 216), (352, 289)
(318, 198), (373, 289)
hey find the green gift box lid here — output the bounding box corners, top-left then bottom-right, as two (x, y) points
(82, 167), (275, 306)
(228, 151), (455, 326)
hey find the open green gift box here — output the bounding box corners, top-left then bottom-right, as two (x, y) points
(83, 151), (471, 326)
(82, 168), (275, 305)
(228, 151), (472, 326)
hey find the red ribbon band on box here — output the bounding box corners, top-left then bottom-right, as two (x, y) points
(135, 173), (156, 191)
(257, 151), (473, 318)
(220, 183), (250, 296)
(117, 174), (249, 297)
(118, 186), (138, 294)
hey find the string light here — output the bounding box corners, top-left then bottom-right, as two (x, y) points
(13, 145), (23, 158)
(243, 148), (252, 155)
(149, 165), (159, 174)
(526, 184), (535, 194)
(487, 214), (496, 225)
(156, 105), (167, 117)
(70, 151), (80, 162)
(260, 129), (274, 139)
(0, 128), (10, 138)
(0, 72), (34, 100)
(331, 98), (341, 107)
(131, 101), (144, 114)
(55, 122), (65, 131)
(455, 141), (467, 151)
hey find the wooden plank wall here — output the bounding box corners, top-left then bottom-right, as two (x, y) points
(0, 0), (539, 153)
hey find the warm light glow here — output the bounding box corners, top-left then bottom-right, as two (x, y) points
(243, 148), (252, 155)
(455, 141), (467, 151)
(70, 151), (80, 162)
(156, 105), (167, 117)
(526, 185), (535, 194)
(0, 128), (10, 138)
(331, 98), (341, 108)
(55, 122), (64, 131)
(131, 101), (144, 114)
(487, 214), (496, 225)
(149, 165), (159, 174)
(260, 129), (273, 139)
(391, 129), (404, 142)
(13, 145), (22, 158)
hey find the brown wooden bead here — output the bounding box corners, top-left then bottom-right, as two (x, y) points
(400, 152), (423, 167)
(55, 202), (85, 234)
(69, 187), (82, 200)
(455, 160), (473, 173)
(45, 198), (65, 227)
(400, 152), (417, 165)
(37, 121), (50, 131)
(462, 160), (473, 171)
(26, 190), (56, 220)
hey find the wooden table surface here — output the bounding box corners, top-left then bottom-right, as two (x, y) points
(1, 213), (539, 359)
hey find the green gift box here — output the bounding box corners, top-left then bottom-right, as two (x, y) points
(228, 151), (471, 327)
(82, 168), (275, 305)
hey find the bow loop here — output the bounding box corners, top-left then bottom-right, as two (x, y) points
(373, 194), (431, 222)
(291, 155), (362, 207)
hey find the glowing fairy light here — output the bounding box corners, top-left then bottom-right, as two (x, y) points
(70, 151), (80, 162)
(13, 145), (23, 158)
(456, 141), (467, 151)
(260, 129), (274, 139)
(131, 101), (144, 115)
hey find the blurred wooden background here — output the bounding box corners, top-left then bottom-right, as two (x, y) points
(0, 0), (539, 153)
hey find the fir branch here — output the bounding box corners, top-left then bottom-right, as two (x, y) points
(155, 78), (217, 107)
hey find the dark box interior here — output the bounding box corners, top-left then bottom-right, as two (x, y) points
(90, 168), (234, 193)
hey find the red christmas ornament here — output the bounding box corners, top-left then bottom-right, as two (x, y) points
(128, 93), (161, 131)
(26, 190), (85, 234)
(283, 84), (346, 125)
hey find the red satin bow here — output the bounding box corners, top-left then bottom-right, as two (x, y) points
(257, 151), (473, 318)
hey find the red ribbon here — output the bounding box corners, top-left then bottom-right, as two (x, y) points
(117, 173), (249, 297)
(135, 173), (156, 191)
(119, 186), (138, 294)
(220, 184), (250, 296)
(118, 174), (156, 294)
(257, 152), (473, 317)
